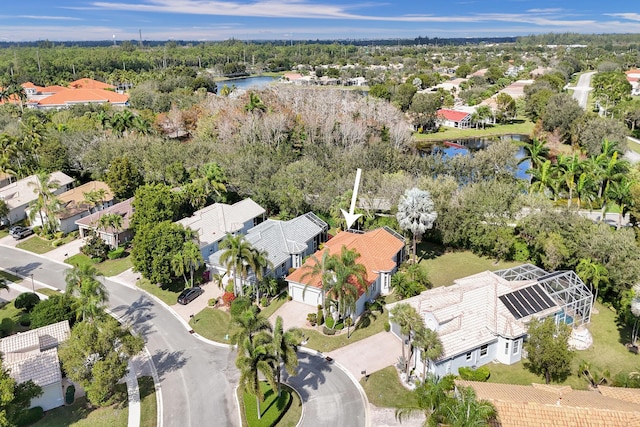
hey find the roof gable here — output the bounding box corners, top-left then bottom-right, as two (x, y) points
(437, 109), (471, 121)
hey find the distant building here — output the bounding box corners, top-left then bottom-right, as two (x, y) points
(437, 108), (472, 129)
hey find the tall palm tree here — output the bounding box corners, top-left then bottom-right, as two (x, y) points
(64, 264), (108, 322)
(397, 188), (438, 264)
(28, 171), (60, 234)
(556, 153), (582, 208)
(236, 332), (277, 421)
(83, 188), (107, 214)
(97, 213), (123, 248)
(606, 177), (633, 228)
(519, 138), (549, 184)
(413, 326), (443, 381)
(528, 159), (554, 197)
(326, 246), (368, 325)
(576, 258), (609, 304)
(395, 374), (455, 425)
(439, 386), (498, 427)
(219, 234), (255, 296)
(231, 309), (273, 347)
(576, 171), (597, 210)
(390, 303), (425, 379)
(249, 248), (272, 305)
(272, 316), (302, 396)
(244, 92), (267, 113)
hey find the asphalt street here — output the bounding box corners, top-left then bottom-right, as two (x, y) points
(570, 71), (595, 109)
(0, 246), (367, 427)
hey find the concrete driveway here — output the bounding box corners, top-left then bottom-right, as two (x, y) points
(325, 331), (403, 380)
(268, 300), (317, 331)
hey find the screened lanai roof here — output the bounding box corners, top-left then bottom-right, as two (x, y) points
(495, 264), (593, 326)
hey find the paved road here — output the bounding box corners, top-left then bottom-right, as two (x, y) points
(0, 246), (240, 427)
(0, 246), (368, 427)
(569, 71), (595, 109)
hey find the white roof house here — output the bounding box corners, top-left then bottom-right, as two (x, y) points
(177, 198), (266, 258)
(0, 320), (71, 411)
(0, 172), (74, 224)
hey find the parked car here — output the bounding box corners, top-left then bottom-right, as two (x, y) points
(11, 226), (34, 240)
(177, 287), (204, 305)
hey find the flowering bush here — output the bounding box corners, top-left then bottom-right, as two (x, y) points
(222, 291), (236, 307)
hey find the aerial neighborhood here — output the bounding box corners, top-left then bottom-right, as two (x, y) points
(1, 29), (640, 427)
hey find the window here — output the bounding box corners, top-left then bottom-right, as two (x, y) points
(465, 352), (472, 361)
(513, 340), (520, 355)
(480, 344), (488, 357)
(504, 342), (509, 355)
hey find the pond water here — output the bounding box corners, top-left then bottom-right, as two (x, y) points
(428, 134), (531, 180)
(218, 76), (277, 91)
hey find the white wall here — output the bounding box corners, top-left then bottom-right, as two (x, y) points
(30, 382), (64, 411)
(288, 282), (323, 307)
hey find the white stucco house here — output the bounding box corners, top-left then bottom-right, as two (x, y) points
(0, 321), (71, 411)
(177, 198), (266, 261)
(0, 172), (74, 225)
(208, 212), (328, 282)
(286, 227), (405, 318)
(388, 264), (593, 378)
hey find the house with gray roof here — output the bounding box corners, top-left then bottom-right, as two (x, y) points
(387, 265), (592, 379)
(208, 212), (328, 282)
(177, 198), (266, 260)
(0, 320), (71, 411)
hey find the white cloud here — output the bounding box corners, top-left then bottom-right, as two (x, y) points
(604, 13), (640, 22)
(18, 15), (82, 21)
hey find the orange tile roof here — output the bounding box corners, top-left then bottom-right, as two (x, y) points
(456, 380), (640, 427)
(68, 78), (115, 90)
(36, 88), (128, 106)
(286, 228), (404, 295)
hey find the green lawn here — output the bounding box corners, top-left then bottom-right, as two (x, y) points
(136, 278), (185, 306)
(258, 293), (288, 319)
(304, 310), (389, 353)
(239, 382), (292, 427)
(37, 288), (63, 297)
(0, 229), (8, 239)
(413, 120), (534, 144)
(0, 299), (29, 336)
(139, 376), (157, 427)
(32, 396), (128, 427)
(418, 242), (522, 288)
(16, 236), (56, 254)
(190, 307), (239, 343)
(65, 253), (133, 277)
(360, 366), (417, 409)
(0, 270), (21, 282)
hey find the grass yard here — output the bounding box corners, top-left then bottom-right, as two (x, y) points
(413, 120), (534, 143)
(136, 278), (185, 306)
(16, 236), (56, 254)
(32, 396), (128, 427)
(273, 385), (302, 427)
(0, 300), (29, 336)
(65, 253), (133, 277)
(190, 307), (239, 343)
(304, 310), (389, 353)
(0, 229), (7, 239)
(418, 242), (521, 288)
(360, 366), (417, 409)
(239, 382), (292, 427)
(0, 270), (21, 282)
(139, 376), (157, 427)
(258, 293), (288, 319)
(37, 288), (63, 297)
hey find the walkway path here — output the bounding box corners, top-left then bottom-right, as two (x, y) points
(568, 71), (595, 109)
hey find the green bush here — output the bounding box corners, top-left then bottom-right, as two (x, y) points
(306, 313), (317, 325)
(14, 293), (41, 312)
(325, 316), (334, 329)
(107, 247), (126, 260)
(322, 326), (336, 336)
(80, 231), (109, 261)
(229, 296), (254, 319)
(18, 313), (31, 327)
(32, 226), (42, 235)
(53, 239), (65, 247)
(458, 366), (491, 382)
(16, 406), (44, 426)
(513, 239), (530, 262)
(0, 318), (14, 337)
(208, 298), (218, 307)
(317, 308), (324, 326)
(384, 321), (391, 332)
(65, 384), (76, 404)
(30, 294), (76, 329)
(260, 296), (269, 307)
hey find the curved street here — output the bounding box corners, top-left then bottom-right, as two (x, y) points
(0, 245), (367, 427)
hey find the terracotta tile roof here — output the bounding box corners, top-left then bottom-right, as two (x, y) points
(35, 88), (128, 107)
(286, 228), (404, 295)
(437, 108), (470, 122)
(58, 181), (113, 206)
(457, 380), (640, 427)
(598, 386), (640, 405)
(68, 78), (115, 90)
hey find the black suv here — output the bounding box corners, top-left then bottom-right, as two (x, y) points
(10, 226), (33, 240)
(177, 287), (204, 305)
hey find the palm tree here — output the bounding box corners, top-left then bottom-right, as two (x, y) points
(528, 159), (554, 197)
(97, 213), (123, 248)
(231, 309), (273, 347)
(396, 188), (438, 264)
(219, 234), (255, 296)
(519, 138), (549, 181)
(607, 177), (633, 228)
(576, 258), (609, 304)
(28, 171), (60, 234)
(576, 171), (597, 210)
(245, 92), (267, 113)
(64, 264), (108, 322)
(249, 248), (272, 305)
(395, 374), (455, 425)
(83, 189), (107, 214)
(413, 326), (443, 381)
(556, 153), (582, 208)
(272, 316), (302, 396)
(236, 332), (277, 421)
(327, 246), (368, 324)
(437, 386), (498, 427)
(390, 303), (425, 379)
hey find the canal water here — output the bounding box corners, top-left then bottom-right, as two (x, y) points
(218, 76), (277, 91)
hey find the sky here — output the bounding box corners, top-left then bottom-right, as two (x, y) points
(2, 1), (640, 42)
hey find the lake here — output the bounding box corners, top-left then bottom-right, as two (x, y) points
(218, 76), (277, 91)
(428, 134), (531, 180)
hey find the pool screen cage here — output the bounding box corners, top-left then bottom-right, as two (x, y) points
(494, 264), (593, 327)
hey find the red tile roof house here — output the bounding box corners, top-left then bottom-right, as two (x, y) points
(0, 321), (71, 411)
(75, 197), (134, 248)
(286, 227), (405, 318)
(626, 69), (640, 96)
(437, 108), (472, 129)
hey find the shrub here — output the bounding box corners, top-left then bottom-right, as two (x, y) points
(222, 291), (236, 307)
(230, 296), (254, 318)
(65, 384), (76, 404)
(30, 294), (75, 328)
(208, 298), (218, 307)
(260, 296), (269, 307)
(513, 239), (530, 262)
(53, 239), (65, 247)
(14, 293), (40, 312)
(287, 295), (292, 301)
(18, 313), (31, 327)
(80, 231), (109, 261)
(306, 313), (317, 325)
(458, 366), (490, 382)
(107, 247), (126, 260)
(16, 406), (44, 426)
(384, 322), (391, 332)
(225, 282), (235, 293)
(32, 226), (41, 235)
(317, 308), (324, 326)
(54, 231), (64, 240)
(334, 321), (344, 330)
(0, 318), (14, 337)
(322, 326), (336, 335)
